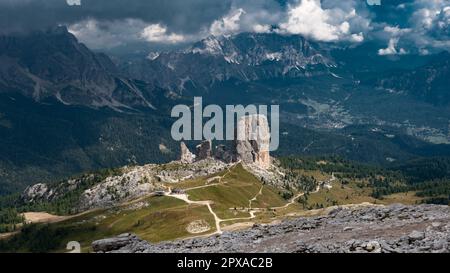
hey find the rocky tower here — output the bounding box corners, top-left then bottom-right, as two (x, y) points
(196, 140), (212, 160)
(179, 142), (195, 163)
(235, 114), (271, 169)
(177, 116), (271, 169)
(214, 144), (235, 163)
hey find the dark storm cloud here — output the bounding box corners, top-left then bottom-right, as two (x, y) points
(0, 0), (231, 34)
(0, 0), (448, 53)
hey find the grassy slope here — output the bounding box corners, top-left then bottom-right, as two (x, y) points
(187, 164), (286, 219)
(0, 196), (216, 253)
(304, 180), (423, 209)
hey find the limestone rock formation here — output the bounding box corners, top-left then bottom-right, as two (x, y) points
(92, 233), (140, 253)
(22, 183), (51, 202)
(196, 140), (212, 160)
(235, 114), (271, 169)
(214, 144), (235, 163)
(179, 142), (195, 164)
(21, 177), (89, 204)
(176, 115), (272, 169)
(78, 166), (163, 211)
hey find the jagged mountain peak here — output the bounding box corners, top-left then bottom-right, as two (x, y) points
(122, 32), (335, 92)
(185, 32), (333, 66)
(188, 35), (224, 55)
(0, 27), (163, 111)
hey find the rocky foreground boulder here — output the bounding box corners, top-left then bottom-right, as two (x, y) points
(92, 204), (450, 253)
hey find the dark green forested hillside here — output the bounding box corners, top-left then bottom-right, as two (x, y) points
(0, 94), (179, 195)
(280, 156), (450, 205)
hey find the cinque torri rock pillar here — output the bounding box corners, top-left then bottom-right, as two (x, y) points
(180, 142), (195, 163)
(235, 114), (271, 169)
(196, 140), (212, 160)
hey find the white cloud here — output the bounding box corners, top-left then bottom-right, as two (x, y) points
(366, 0), (381, 6)
(252, 24), (271, 33)
(141, 24), (186, 44)
(66, 0), (81, 6)
(279, 0), (341, 41)
(378, 26), (410, 55)
(69, 19), (191, 49)
(351, 32), (365, 42)
(210, 8), (245, 36)
(208, 2), (282, 37)
(411, 0), (447, 30)
(382, 25), (412, 38)
(376, 0), (450, 55)
(278, 0), (369, 42)
(64, 0), (447, 52)
(378, 37), (407, 55)
(406, 0), (450, 51)
(69, 19), (146, 49)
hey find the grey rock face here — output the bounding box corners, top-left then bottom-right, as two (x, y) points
(22, 183), (50, 202)
(22, 158), (231, 212)
(176, 115), (272, 170)
(0, 26), (159, 110)
(122, 33), (334, 93)
(93, 204), (450, 253)
(21, 176), (95, 207)
(214, 145), (235, 163)
(408, 231), (425, 242)
(235, 115), (271, 169)
(179, 142), (195, 164)
(78, 165), (163, 211)
(78, 159), (229, 210)
(92, 233), (141, 253)
(196, 140), (212, 161)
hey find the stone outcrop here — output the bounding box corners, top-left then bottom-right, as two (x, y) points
(21, 157), (231, 213)
(78, 165), (163, 211)
(21, 176), (95, 205)
(235, 114), (271, 169)
(79, 160), (230, 210)
(179, 142), (195, 164)
(92, 233), (141, 253)
(177, 115), (272, 169)
(93, 204), (450, 253)
(214, 144), (235, 163)
(196, 140), (212, 160)
(22, 183), (51, 202)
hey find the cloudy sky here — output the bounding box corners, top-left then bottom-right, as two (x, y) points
(0, 0), (448, 55)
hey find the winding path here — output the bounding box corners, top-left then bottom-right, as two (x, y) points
(167, 172), (335, 236)
(169, 193), (223, 234)
(166, 165), (236, 234)
(271, 172), (336, 210)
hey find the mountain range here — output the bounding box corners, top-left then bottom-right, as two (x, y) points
(121, 33), (334, 93)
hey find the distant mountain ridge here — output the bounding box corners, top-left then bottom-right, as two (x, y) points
(372, 51), (450, 106)
(121, 33), (335, 93)
(0, 26), (162, 111)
